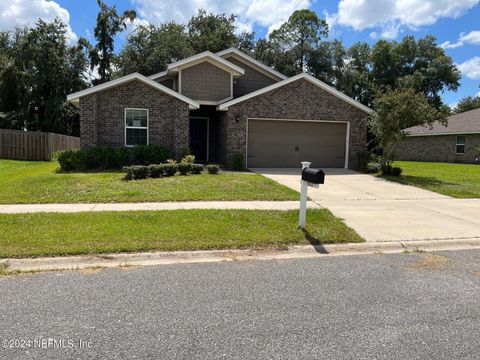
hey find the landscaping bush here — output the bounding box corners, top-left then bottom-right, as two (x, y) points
(366, 161), (381, 173)
(381, 164), (402, 176)
(163, 163), (177, 177)
(178, 163), (192, 175)
(57, 145), (170, 172)
(181, 154), (196, 164)
(206, 164), (220, 174)
(231, 153), (245, 171)
(148, 164), (165, 178)
(123, 165), (149, 180)
(357, 150), (382, 172)
(132, 145), (170, 165)
(390, 167), (403, 176)
(57, 150), (87, 172)
(191, 164), (204, 174)
(85, 146), (130, 169)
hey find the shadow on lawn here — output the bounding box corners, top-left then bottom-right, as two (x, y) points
(301, 229), (329, 254)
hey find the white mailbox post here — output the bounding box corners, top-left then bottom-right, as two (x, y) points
(299, 162), (324, 229)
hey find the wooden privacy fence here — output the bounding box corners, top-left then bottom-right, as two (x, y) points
(0, 129), (80, 161)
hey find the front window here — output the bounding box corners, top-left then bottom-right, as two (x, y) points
(125, 108), (148, 146)
(456, 136), (465, 154)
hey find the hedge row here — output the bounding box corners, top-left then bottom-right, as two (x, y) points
(123, 163), (220, 180)
(57, 145), (171, 172)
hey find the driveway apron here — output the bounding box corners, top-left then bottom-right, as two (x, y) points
(254, 168), (480, 242)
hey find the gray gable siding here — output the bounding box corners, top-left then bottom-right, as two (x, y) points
(180, 62), (231, 102)
(225, 56), (278, 98)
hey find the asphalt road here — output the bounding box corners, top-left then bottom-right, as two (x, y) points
(1, 250), (480, 360)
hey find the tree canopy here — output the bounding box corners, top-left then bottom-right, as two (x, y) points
(0, 6), (465, 145)
(80, 0), (136, 84)
(454, 95), (480, 114)
(270, 9), (328, 74)
(0, 19), (87, 135)
(368, 89), (448, 165)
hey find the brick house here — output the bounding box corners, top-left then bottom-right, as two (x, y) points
(68, 48), (372, 169)
(395, 108), (480, 163)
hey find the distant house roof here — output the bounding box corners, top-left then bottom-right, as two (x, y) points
(404, 108), (480, 136)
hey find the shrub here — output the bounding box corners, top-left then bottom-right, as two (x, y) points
(84, 146), (130, 169)
(366, 161), (381, 173)
(57, 150), (87, 172)
(163, 163), (177, 177)
(178, 163), (192, 175)
(231, 153), (244, 171)
(381, 164), (402, 176)
(191, 164), (204, 174)
(180, 147), (191, 158)
(148, 164), (165, 178)
(381, 164), (392, 175)
(132, 145), (170, 165)
(57, 145), (170, 172)
(206, 164), (220, 174)
(390, 167), (402, 176)
(165, 159), (177, 165)
(181, 154), (196, 164)
(123, 165), (149, 180)
(357, 150), (382, 172)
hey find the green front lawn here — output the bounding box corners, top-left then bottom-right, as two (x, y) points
(384, 161), (480, 198)
(0, 160), (298, 204)
(0, 209), (363, 258)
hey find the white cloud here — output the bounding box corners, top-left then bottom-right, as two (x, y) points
(441, 30), (480, 49)
(458, 57), (480, 80)
(123, 17), (150, 38)
(234, 20), (254, 34)
(0, 0), (77, 43)
(131, 0), (310, 35)
(334, 0), (479, 39)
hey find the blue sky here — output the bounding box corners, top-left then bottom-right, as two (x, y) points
(1, 0), (480, 106)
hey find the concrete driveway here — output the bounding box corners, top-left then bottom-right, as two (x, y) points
(255, 168), (480, 242)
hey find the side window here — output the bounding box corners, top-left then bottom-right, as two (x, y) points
(125, 109), (148, 146)
(455, 135), (465, 154)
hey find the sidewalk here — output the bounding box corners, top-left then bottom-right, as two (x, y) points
(0, 201), (319, 214)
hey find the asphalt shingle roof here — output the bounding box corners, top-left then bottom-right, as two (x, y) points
(404, 108), (480, 136)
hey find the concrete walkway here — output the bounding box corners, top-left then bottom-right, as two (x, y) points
(255, 168), (480, 243)
(0, 201), (319, 214)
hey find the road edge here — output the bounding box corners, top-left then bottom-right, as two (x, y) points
(1, 238), (480, 274)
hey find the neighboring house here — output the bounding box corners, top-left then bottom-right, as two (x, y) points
(67, 48), (372, 169)
(395, 108), (480, 164)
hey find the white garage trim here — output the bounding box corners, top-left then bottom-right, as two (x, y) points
(246, 118), (350, 169)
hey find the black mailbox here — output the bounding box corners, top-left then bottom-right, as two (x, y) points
(301, 168), (325, 184)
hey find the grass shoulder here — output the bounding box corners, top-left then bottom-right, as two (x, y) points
(0, 209), (363, 258)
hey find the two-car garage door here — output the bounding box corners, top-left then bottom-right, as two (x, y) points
(247, 118), (348, 168)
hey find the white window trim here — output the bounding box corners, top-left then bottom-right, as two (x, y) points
(125, 108), (149, 147)
(455, 135), (466, 155)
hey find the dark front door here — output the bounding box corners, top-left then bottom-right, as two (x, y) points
(189, 117), (209, 162)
